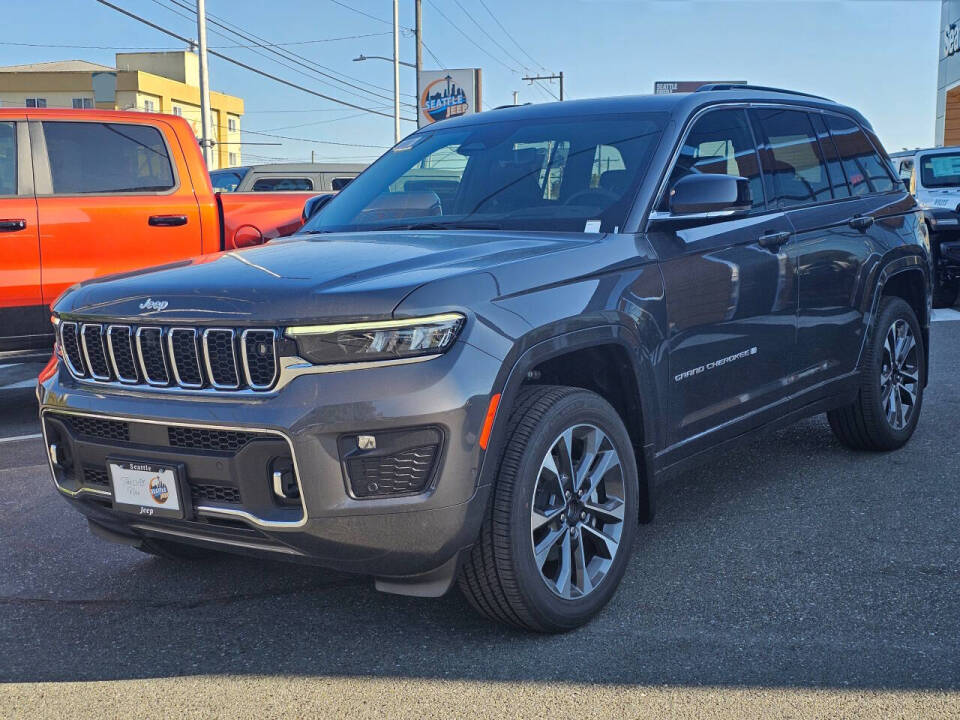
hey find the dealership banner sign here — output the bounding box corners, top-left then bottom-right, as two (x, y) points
(418, 69), (482, 127)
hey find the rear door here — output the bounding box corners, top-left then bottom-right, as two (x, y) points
(647, 107), (799, 450)
(750, 107), (906, 398)
(0, 118), (45, 350)
(32, 118), (202, 307)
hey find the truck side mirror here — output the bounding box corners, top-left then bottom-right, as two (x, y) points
(302, 194), (334, 222)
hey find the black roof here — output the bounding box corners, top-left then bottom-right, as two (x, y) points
(419, 87), (862, 133)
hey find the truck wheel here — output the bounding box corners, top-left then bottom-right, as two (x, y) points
(459, 386), (639, 633)
(827, 297), (924, 451)
(933, 279), (959, 309)
(137, 538), (218, 560)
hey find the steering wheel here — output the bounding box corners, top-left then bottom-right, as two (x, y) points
(563, 187), (619, 206)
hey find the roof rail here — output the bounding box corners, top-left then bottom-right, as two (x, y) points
(695, 84), (833, 102)
(492, 102), (532, 110)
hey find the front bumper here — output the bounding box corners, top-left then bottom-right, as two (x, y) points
(38, 340), (502, 583)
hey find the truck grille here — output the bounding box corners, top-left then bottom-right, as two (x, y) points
(59, 322), (278, 392)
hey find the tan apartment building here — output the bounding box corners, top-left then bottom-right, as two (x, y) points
(0, 51), (243, 169)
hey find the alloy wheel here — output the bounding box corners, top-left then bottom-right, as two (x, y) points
(880, 318), (920, 431)
(529, 424), (626, 599)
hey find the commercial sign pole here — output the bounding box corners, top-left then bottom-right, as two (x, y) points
(392, 0), (401, 144)
(195, 0), (213, 166)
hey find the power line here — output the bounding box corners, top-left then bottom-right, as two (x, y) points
(424, 0), (518, 74)
(477, 0), (549, 72)
(451, 0), (532, 73)
(95, 0), (409, 120)
(154, 0), (416, 108)
(0, 33), (392, 51)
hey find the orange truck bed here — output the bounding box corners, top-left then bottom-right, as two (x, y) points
(0, 109), (316, 352)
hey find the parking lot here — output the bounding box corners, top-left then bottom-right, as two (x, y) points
(0, 318), (955, 718)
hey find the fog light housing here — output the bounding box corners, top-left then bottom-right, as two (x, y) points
(270, 458), (299, 501)
(339, 427), (441, 498)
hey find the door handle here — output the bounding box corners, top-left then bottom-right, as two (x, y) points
(848, 215), (874, 231)
(0, 218), (26, 232)
(757, 230), (792, 250)
(148, 214), (188, 227)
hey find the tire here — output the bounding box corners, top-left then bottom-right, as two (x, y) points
(933, 279), (959, 309)
(827, 297), (924, 451)
(458, 386), (639, 633)
(136, 538), (218, 560)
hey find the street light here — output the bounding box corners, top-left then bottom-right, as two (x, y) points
(353, 54), (416, 69)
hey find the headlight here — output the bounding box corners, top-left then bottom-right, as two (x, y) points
(286, 313), (464, 365)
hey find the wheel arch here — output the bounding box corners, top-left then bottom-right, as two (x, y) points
(870, 258), (931, 387)
(478, 324), (660, 523)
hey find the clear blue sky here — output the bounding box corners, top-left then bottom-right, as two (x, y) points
(1, 0), (943, 163)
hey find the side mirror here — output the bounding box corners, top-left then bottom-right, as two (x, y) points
(302, 193), (334, 222)
(668, 173), (752, 216)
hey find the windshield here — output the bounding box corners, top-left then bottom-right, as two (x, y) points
(210, 168), (244, 192)
(299, 113), (667, 234)
(920, 154), (960, 188)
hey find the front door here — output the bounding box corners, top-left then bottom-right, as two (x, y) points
(648, 108), (798, 454)
(0, 118), (46, 350)
(31, 118), (202, 309)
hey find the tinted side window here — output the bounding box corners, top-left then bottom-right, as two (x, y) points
(662, 108), (764, 210)
(251, 177), (314, 191)
(210, 170), (243, 192)
(752, 108), (831, 207)
(0, 122), (14, 196)
(824, 115), (895, 195)
(331, 177), (353, 191)
(43, 122), (174, 194)
(808, 112), (851, 199)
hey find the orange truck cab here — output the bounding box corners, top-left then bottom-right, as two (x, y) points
(0, 109), (317, 353)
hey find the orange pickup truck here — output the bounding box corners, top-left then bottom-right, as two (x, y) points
(0, 109), (316, 352)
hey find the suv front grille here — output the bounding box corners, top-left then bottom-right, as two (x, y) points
(168, 427), (269, 453)
(59, 322), (278, 392)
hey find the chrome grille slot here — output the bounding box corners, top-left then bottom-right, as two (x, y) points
(59, 322), (279, 393)
(203, 329), (239, 389)
(106, 325), (138, 383)
(137, 327), (169, 385)
(169, 328), (203, 388)
(80, 324), (111, 380)
(59, 322), (86, 377)
(241, 329), (278, 389)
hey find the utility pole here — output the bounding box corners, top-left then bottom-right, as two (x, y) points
(392, 0), (400, 143)
(415, 0), (423, 127)
(521, 72), (564, 101)
(195, 0), (214, 166)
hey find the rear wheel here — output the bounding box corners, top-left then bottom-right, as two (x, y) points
(827, 297), (924, 451)
(459, 386), (639, 633)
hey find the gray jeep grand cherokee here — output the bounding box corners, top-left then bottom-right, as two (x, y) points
(39, 85), (931, 632)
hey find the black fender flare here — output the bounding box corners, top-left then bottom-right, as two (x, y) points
(475, 323), (660, 522)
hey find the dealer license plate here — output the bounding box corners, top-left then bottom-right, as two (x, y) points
(108, 461), (184, 519)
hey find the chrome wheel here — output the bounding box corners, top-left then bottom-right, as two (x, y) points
(529, 424), (626, 599)
(880, 318), (920, 431)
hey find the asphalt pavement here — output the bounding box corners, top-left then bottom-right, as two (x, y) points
(1, 322), (959, 718)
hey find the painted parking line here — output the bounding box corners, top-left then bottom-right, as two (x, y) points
(931, 308), (960, 322)
(0, 433), (42, 444)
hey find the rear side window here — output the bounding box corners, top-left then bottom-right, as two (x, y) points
(662, 108), (765, 210)
(251, 177), (314, 191)
(751, 108), (831, 207)
(43, 122), (175, 194)
(330, 177), (353, 191)
(823, 115), (895, 195)
(0, 122), (15, 196)
(807, 112), (851, 199)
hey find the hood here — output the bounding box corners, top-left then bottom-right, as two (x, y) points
(55, 231), (595, 324)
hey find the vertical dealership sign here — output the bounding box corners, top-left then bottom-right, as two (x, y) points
(418, 68), (482, 127)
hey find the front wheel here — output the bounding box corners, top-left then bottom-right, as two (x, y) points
(459, 386), (639, 633)
(827, 297), (924, 451)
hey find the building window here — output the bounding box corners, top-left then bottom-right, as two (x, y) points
(228, 152), (238, 166)
(143, 99), (156, 112)
(25, 98), (47, 108)
(172, 106), (183, 117)
(71, 98), (93, 109)
(228, 117), (237, 132)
